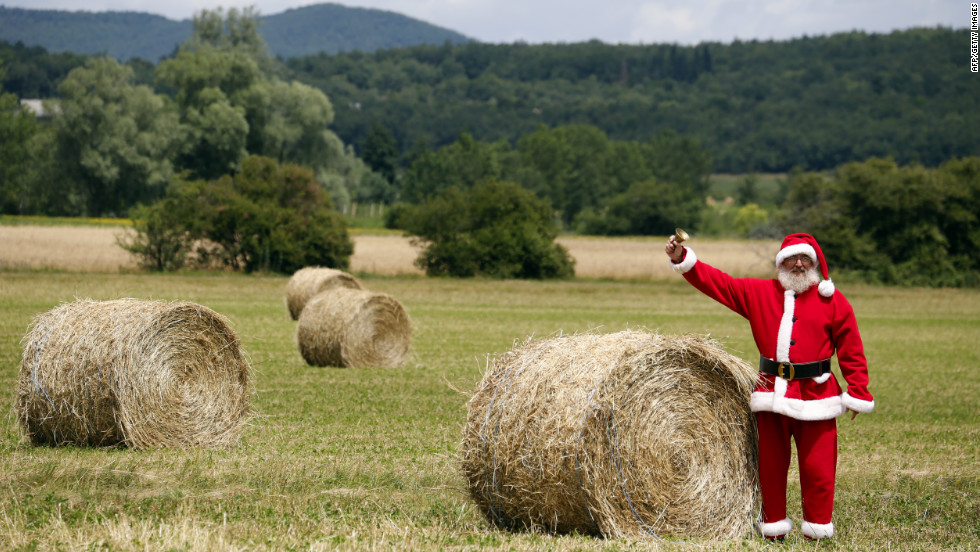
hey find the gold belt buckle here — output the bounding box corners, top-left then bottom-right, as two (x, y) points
(777, 362), (795, 380)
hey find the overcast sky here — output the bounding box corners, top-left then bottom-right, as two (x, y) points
(4, 0), (969, 45)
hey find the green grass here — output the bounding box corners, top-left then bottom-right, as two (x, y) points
(0, 214), (133, 227)
(344, 205), (390, 231)
(1, 272), (977, 551)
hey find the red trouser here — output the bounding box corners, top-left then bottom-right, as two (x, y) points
(756, 412), (837, 527)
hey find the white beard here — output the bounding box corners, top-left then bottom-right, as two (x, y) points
(778, 265), (820, 294)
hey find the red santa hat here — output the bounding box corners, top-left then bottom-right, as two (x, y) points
(775, 233), (835, 297)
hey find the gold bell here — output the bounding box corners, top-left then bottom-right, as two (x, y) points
(674, 228), (690, 243)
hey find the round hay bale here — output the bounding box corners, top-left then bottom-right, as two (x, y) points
(17, 299), (253, 449)
(296, 287), (411, 368)
(460, 330), (760, 540)
(285, 267), (362, 320)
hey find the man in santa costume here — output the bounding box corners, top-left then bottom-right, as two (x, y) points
(665, 232), (874, 541)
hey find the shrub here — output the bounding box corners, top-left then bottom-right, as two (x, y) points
(121, 156), (353, 273)
(574, 179), (705, 236)
(732, 203), (769, 237)
(116, 200), (191, 271)
(383, 202), (417, 230)
(402, 180), (574, 279)
(776, 157), (980, 287)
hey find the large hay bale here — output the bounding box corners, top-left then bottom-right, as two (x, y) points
(285, 267), (362, 320)
(17, 299), (253, 449)
(461, 330), (760, 540)
(296, 287), (411, 368)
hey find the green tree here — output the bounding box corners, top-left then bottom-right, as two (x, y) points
(514, 125), (575, 220)
(778, 157), (980, 286)
(0, 65), (42, 213)
(937, 157), (980, 277)
(121, 155), (353, 273)
(156, 47), (258, 179)
(360, 122), (398, 185)
(601, 179), (704, 236)
(400, 132), (502, 203)
(835, 158), (974, 285)
(400, 140), (453, 203)
(548, 124), (612, 224)
(260, 80), (339, 167)
(287, 28), (976, 174)
(188, 6), (270, 63)
(641, 130), (712, 198)
(52, 57), (181, 216)
(735, 174), (759, 205)
(117, 199), (191, 271)
(11, 126), (63, 215)
(0, 40), (88, 98)
(403, 179), (574, 278)
(733, 203), (769, 237)
(158, 7), (370, 189)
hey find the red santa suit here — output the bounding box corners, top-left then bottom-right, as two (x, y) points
(670, 233), (874, 540)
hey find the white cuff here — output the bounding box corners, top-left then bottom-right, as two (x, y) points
(758, 517), (793, 537)
(841, 391), (875, 413)
(670, 247), (697, 274)
(801, 520), (834, 539)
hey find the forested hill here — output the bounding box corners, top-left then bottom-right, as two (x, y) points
(2, 23), (974, 174)
(286, 27), (977, 173)
(0, 4), (471, 61)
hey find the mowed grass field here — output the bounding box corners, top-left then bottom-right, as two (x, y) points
(0, 225), (978, 551)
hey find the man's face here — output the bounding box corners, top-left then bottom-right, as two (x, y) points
(778, 254), (819, 293)
(780, 254), (814, 274)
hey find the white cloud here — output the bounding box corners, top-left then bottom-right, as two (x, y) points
(629, 1), (727, 44)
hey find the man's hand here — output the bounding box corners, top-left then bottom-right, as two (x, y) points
(848, 410), (858, 420)
(665, 235), (684, 263)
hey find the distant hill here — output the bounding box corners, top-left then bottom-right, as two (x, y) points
(0, 3), (472, 61)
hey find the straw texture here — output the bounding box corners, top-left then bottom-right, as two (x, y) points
(285, 267), (362, 320)
(17, 299), (253, 449)
(296, 287), (411, 368)
(461, 330), (760, 540)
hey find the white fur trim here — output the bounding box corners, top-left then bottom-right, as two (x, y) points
(751, 361), (851, 421)
(751, 391), (846, 420)
(775, 290), (795, 363)
(841, 391), (875, 413)
(818, 278), (835, 297)
(750, 389), (776, 412)
(776, 243), (817, 267)
(773, 375), (788, 399)
(758, 517), (793, 537)
(670, 246), (697, 274)
(801, 520), (834, 539)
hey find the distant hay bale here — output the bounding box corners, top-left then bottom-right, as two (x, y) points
(285, 267), (362, 320)
(461, 330), (760, 540)
(17, 299), (253, 449)
(296, 287), (411, 368)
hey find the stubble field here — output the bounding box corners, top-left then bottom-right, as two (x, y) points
(0, 224), (780, 279)
(0, 223), (978, 551)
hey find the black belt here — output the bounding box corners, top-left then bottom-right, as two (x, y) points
(759, 356), (831, 380)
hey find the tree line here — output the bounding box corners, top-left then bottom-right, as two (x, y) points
(4, 26), (974, 175)
(284, 27), (976, 173)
